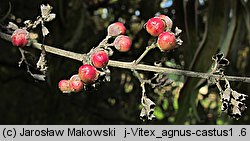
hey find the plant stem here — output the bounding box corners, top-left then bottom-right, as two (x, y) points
(97, 35), (111, 48)
(134, 43), (156, 65)
(1, 32), (250, 83)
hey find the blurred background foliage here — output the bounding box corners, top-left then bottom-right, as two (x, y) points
(0, 0), (249, 124)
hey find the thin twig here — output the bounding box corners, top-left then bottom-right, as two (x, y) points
(133, 43), (156, 65)
(1, 32), (250, 83)
(132, 70), (146, 107)
(97, 35), (112, 48)
(0, 2), (11, 23)
(132, 70), (146, 96)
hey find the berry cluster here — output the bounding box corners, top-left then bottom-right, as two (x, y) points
(108, 22), (132, 52)
(4, 4), (247, 121)
(58, 22), (132, 93)
(58, 50), (109, 93)
(145, 14), (180, 52)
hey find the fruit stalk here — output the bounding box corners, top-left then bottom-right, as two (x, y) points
(133, 43), (156, 65)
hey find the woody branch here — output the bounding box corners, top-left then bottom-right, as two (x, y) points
(1, 32), (250, 83)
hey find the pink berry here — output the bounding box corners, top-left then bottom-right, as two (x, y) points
(70, 74), (82, 81)
(69, 75), (84, 92)
(91, 50), (109, 68)
(78, 64), (98, 84)
(107, 22), (126, 36)
(58, 80), (71, 93)
(156, 15), (173, 30)
(145, 17), (165, 36)
(157, 31), (176, 52)
(11, 29), (29, 47)
(114, 35), (132, 52)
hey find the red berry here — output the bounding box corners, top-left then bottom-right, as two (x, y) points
(58, 80), (71, 93)
(156, 15), (173, 30)
(11, 29), (29, 47)
(145, 17), (165, 36)
(91, 50), (109, 68)
(69, 75), (84, 92)
(78, 64), (98, 84)
(157, 31), (176, 52)
(114, 35), (132, 52)
(70, 74), (82, 81)
(107, 22), (126, 36)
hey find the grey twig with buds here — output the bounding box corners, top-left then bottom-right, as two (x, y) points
(0, 4), (249, 121)
(1, 31), (250, 83)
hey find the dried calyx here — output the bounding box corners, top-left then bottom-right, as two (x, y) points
(210, 53), (248, 119)
(220, 79), (248, 119)
(140, 96), (156, 121)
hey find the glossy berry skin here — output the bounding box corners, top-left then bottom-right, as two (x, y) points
(69, 75), (84, 92)
(78, 64), (98, 84)
(157, 31), (176, 52)
(156, 15), (173, 30)
(58, 80), (71, 93)
(114, 35), (132, 52)
(91, 50), (109, 68)
(107, 22), (126, 36)
(70, 74), (82, 81)
(145, 17), (165, 36)
(11, 29), (29, 47)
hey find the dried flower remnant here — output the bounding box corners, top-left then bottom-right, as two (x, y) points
(140, 96), (156, 121)
(220, 79), (248, 119)
(210, 53), (248, 119)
